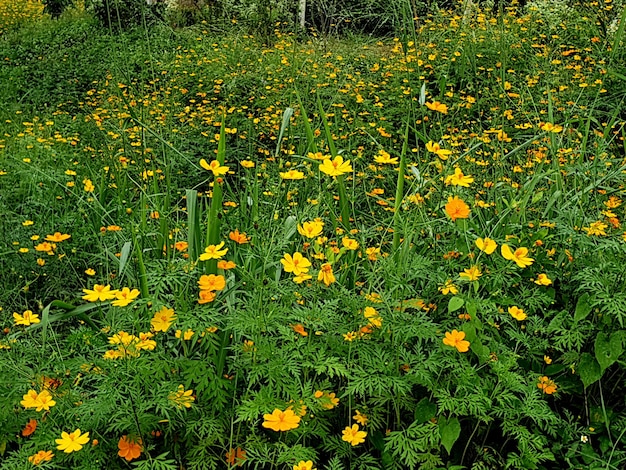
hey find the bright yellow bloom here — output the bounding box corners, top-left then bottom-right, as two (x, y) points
(582, 221), (608, 236)
(501, 244), (534, 268)
(459, 265), (482, 281)
(45, 232), (71, 242)
(298, 220), (324, 238)
(374, 149), (398, 164)
(425, 141), (452, 160)
(319, 156), (353, 177)
(425, 101), (448, 114)
(438, 279), (458, 295)
(294, 460), (316, 470)
(34, 242), (55, 254)
(262, 408), (301, 431)
(199, 241), (228, 260)
(445, 196), (470, 221)
(534, 274), (553, 286)
(14, 310), (40, 326)
(21, 390), (41, 409)
(83, 178), (95, 192)
(111, 287), (140, 307)
(363, 306), (382, 328)
(168, 385), (195, 408)
(508, 306), (527, 321)
(151, 306), (176, 332)
(537, 376), (557, 394)
(175, 329), (195, 340)
(342, 237), (359, 250)
(28, 450), (54, 465)
(475, 237), (497, 254)
(280, 169), (306, 180)
(198, 274), (226, 292)
(317, 263), (336, 286)
(281, 252), (312, 276)
(200, 159), (229, 176)
(445, 167), (474, 187)
(342, 424), (367, 446)
(82, 284), (117, 302)
(443, 330), (470, 352)
(55, 429), (90, 453)
(353, 410), (368, 426)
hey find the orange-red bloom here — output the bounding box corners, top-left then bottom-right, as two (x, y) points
(118, 435), (142, 461)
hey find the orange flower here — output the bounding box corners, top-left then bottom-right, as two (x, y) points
(425, 101), (448, 114)
(225, 447), (247, 467)
(198, 274), (226, 292)
(445, 196), (470, 221)
(45, 232), (71, 242)
(262, 408), (301, 431)
(22, 419), (37, 437)
(229, 229), (250, 244)
(537, 376), (557, 394)
(443, 330), (470, 353)
(118, 435), (142, 461)
(291, 324), (308, 336)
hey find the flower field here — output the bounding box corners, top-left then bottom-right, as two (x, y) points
(1, 0), (626, 468)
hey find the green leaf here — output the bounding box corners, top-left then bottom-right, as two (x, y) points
(414, 397), (437, 423)
(466, 299), (477, 317)
(439, 416), (461, 454)
(594, 332), (623, 372)
(448, 296), (464, 313)
(574, 293), (592, 322)
(579, 352), (602, 387)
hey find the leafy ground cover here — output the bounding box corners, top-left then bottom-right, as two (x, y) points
(1, 0), (626, 469)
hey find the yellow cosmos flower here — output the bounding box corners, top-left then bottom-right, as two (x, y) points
(45, 232), (71, 242)
(425, 141), (452, 160)
(168, 385), (195, 408)
(14, 310), (40, 326)
(459, 265), (482, 281)
(363, 306), (382, 328)
(425, 101), (448, 114)
(438, 279), (458, 295)
(475, 237), (497, 254)
(317, 263), (336, 286)
(28, 450), (54, 465)
(294, 460), (316, 470)
(501, 244), (534, 268)
(353, 410), (368, 426)
(55, 429), (90, 453)
(281, 252), (312, 276)
(319, 156), (353, 177)
(297, 220), (324, 238)
(151, 306), (176, 332)
(280, 169), (306, 180)
(374, 149), (398, 164)
(582, 221), (607, 236)
(199, 159), (229, 176)
(82, 284), (118, 302)
(199, 241), (228, 261)
(443, 330), (470, 352)
(508, 306), (527, 321)
(262, 408), (301, 432)
(534, 273), (553, 286)
(341, 424), (367, 446)
(111, 287), (140, 307)
(342, 237), (359, 250)
(445, 167), (474, 187)
(445, 196), (470, 221)
(198, 274), (226, 292)
(537, 376), (557, 394)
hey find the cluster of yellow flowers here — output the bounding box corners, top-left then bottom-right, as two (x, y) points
(103, 330), (156, 359)
(82, 284), (140, 307)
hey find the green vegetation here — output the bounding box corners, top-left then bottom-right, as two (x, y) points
(2, 0), (626, 468)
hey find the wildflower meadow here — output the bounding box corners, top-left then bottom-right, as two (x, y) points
(1, 0), (626, 468)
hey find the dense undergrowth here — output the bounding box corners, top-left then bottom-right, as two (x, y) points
(1, 0), (626, 469)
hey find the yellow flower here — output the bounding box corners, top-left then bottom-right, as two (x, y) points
(342, 424), (367, 446)
(425, 141), (452, 160)
(280, 169), (306, 180)
(82, 284), (117, 302)
(319, 156), (353, 177)
(45, 232), (71, 242)
(297, 220), (324, 238)
(445, 167), (474, 187)
(175, 329), (195, 340)
(537, 376), (557, 394)
(317, 263), (336, 286)
(240, 160), (255, 168)
(198, 274), (226, 292)
(151, 306), (176, 332)
(425, 101), (448, 114)
(199, 241), (228, 260)
(21, 390), (41, 409)
(294, 460), (316, 470)
(534, 274), (553, 286)
(28, 450), (54, 465)
(111, 287), (140, 307)
(443, 330), (470, 352)
(501, 244), (534, 268)
(475, 237), (497, 254)
(199, 159), (229, 176)
(582, 221), (607, 236)
(14, 310), (40, 326)
(262, 408), (301, 431)
(353, 410), (368, 426)
(83, 178), (95, 192)
(168, 385), (195, 408)
(459, 265), (482, 281)
(342, 237), (359, 250)
(438, 279), (458, 295)
(85, 268), (96, 276)
(374, 149), (398, 164)
(508, 306), (527, 321)
(363, 306), (382, 328)
(281, 252), (312, 276)
(55, 429), (90, 453)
